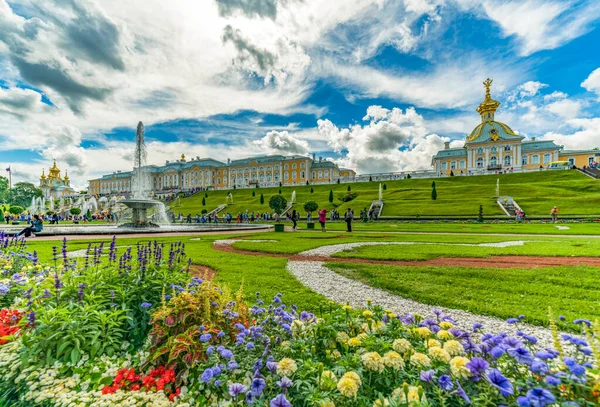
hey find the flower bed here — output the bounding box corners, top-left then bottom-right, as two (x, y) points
(0, 234), (599, 406)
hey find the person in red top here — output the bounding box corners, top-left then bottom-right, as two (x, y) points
(318, 208), (327, 232)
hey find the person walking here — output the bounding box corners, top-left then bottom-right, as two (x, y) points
(550, 206), (558, 222)
(318, 208), (327, 232)
(344, 208), (353, 232)
(17, 214), (43, 237)
(291, 209), (298, 231)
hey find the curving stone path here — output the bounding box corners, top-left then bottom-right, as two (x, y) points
(213, 239), (590, 346)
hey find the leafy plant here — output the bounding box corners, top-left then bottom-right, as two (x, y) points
(8, 206), (23, 215)
(303, 201), (318, 213)
(269, 195), (287, 215)
(70, 207), (82, 216)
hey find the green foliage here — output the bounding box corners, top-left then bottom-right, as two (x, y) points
(70, 207), (82, 215)
(9, 182), (43, 208)
(347, 185), (351, 192)
(340, 192), (358, 202)
(149, 283), (249, 369)
(383, 184), (387, 190)
(328, 189), (334, 203)
(431, 181), (437, 201)
(310, 187), (313, 193)
(252, 190), (255, 197)
(86, 209), (92, 219)
(202, 197), (206, 206)
(260, 193), (264, 205)
(303, 201), (318, 213)
(278, 188), (282, 194)
(478, 204), (484, 223)
(269, 194), (288, 215)
(46, 211), (53, 216)
(201, 209), (208, 214)
(8, 205), (23, 215)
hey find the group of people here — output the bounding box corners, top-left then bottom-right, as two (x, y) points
(515, 208), (526, 221)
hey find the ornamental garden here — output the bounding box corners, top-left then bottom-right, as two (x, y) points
(1, 221), (600, 407)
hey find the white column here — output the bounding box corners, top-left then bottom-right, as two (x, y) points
(280, 162), (283, 185)
(485, 148), (489, 168)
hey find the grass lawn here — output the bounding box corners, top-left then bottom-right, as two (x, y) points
(333, 239), (600, 260)
(169, 170), (600, 217)
(23, 230), (600, 330)
(328, 262), (600, 330)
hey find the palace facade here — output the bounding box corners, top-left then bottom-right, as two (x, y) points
(432, 79), (599, 175)
(88, 154), (356, 196)
(39, 161), (77, 198)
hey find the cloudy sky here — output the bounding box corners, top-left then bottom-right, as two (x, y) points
(1, 0), (600, 189)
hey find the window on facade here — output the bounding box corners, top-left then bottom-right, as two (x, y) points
(532, 155), (540, 165)
(267, 166), (271, 171)
(284, 164), (289, 170)
(284, 172), (289, 180)
(312, 171), (316, 179)
(476, 158), (483, 168)
(590, 157), (596, 165)
(522, 155), (528, 165)
(504, 145), (512, 151)
(318, 171), (323, 179)
(274, 174), (279, 181)
(490, 156), (497, 167)
(300, 162), (305, 169)
(477, 148), (484, 154)
(504, 155), (512, 166)
(543, 153), (551, 164)
(459, 160), (466, 170)
(450, 161), (456, 170)
(441, 162), (448, 171)
(292, 163), (297, 169)
(491, 147), (497, 153)
(300, 171), (305, 178)
(292, 171), (297, 179)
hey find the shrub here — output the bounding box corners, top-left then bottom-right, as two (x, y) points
(252, 191), (255, 197)
(202, 197), (206, 206)
(201, 209), (208, 214)
(303, 201), (318, 213)
(383, 184), (387, 190)
(431, 181), (437, 201)
(347, 185), (351, 192)
(478, 204), (484, 223)
(269, 195), (287, 215)
(70, 207), (82, 216)
(8, 206), (23, 215)
(340, 192), (358, 202)
(328, 189), (334, 203)
(260, 193), (264, 205)
(310, 187), (313, 193)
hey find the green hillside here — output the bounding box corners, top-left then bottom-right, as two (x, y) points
(168, 170), (599, 217)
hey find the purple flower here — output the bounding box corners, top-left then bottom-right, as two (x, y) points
(251, 378), (266, 397)
(228, 383), (247, 399)
(472, 323), (483, 332)
(438, 375), (453, 391)
(214, 379), (221, 386)
(530, 360), (549, 375)
(220, 349), (234, 359)
(201, 368), (213, 383)
(227, 360), (239, 370)
(490, 346), (505, 359)
(525, 388), (556, 407)
(267, 361), (277, 372)
(419, 369), (435, 383)
(277, 376), (293, 389)
(466, 357), (489, 379)
(508, 347), (534, 365)
(270, 394), (292, 407)
(217, 331), (225, 338)
(200, 333), (212, 342)
(506, 318), (519, 324)
(534, 350), (555, 360)
(452, 380), (471, 405)
(546, 376), (561, 386)
(246, 342), (255, 350)
(211, 366), (222, 376)
(486, 369), (514, 398)
(573, 319), (591, 327)
(206, 346), (214, 355)
(568, 364), (586, 376)
(517, 396), (531, 407)
(140, 302), (152, 309)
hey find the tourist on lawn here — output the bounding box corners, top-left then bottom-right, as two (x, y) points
(344, 208), (354, 232)
(17, 214), (43, 238)
(551, 206), (559, 222)
(291, 209), (298, 231)
(4, 213), (9, 224)
(318, 208), (327, 232)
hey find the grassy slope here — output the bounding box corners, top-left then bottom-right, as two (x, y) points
(329, 262), (600, 329)
(169, 170), (599, 217)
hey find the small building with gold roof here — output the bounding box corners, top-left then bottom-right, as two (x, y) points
(432, 78), (599, 175)
(39, 160), (77, 199)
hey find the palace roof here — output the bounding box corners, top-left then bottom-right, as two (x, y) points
(521, 140), (562, 152)
(432, 147), (467, 159)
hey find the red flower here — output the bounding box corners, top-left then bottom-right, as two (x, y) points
(156, 378), (165, 391)
(102, 385), (117, 395)
(162, 369), (176, 384)
(168, 388), (181, 402)
(142, 375), (156, 389)
(131, 384), (141, 391)
(125, 368), (136, 382)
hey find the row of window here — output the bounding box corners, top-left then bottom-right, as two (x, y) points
(441, 153), (555, 171)
(475, 145), (513, 155)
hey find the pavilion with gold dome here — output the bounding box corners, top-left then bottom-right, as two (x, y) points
(39, 160), (77, 199)
(432, 78), (599, 175)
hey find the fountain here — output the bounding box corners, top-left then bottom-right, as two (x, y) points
(291, 190), (296, 204)
(119, 122), (164, 228)
(378, 183), (383, 202)
(226, 192), (233, 204)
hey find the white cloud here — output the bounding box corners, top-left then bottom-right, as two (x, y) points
(253, 130), (310, 154)
(516, 81), (548, 98)
(462, 0), (600, 56)
(540, 118), (600, 150)
(545, 99), (581, 119)
(318, 105), (447, 173)
(581, 67), (600, 97)
(543, 91), (568, 101)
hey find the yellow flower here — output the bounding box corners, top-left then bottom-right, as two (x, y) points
(363, 310), (374, 319)
(322, 370), (337, 381)
(428, 346), (451, 363)
(347, 337), (362, 347)
(342, 305), (352, 311)
(280, 341), (290, 349)
(357, 333), (368, 340)
(332, 350), (342, 359)
(373, 399), (389, 407)
(362, 321), (384, 333)
(443, 340), (464, 356)
(361, 352), (384, 373)
(383, 351), (405, 370)
(276, 358), (298, 377)
(320, 371), (337, 390)
(336, 332), (350, 343)
(436, 330), (454, 341)
(337, 377), (359, 398)
(424, 338), (441, 348)
(450, 356), (472, 379)
(391, 386), (424, 405)
(410, 352), (431, 368)
(392, 338), (412, 354)
(342, 371), (362, 386)
(413, 327), (432, 338)
(319, 401), (335, 407)
(439, 321), (454, 329)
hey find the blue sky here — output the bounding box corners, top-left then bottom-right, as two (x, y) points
(0, 0), (600, 188)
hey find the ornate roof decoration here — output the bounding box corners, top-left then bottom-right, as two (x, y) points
(476, 78), (501, 122)
(48, 160), (61, 179)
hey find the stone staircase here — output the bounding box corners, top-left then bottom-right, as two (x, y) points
(497, 196), (521, 216)
(578, 167), (600, 179)
(368, 200), (384, 218)
(280, 202), (294, 216)
(207, 204), (227, 217)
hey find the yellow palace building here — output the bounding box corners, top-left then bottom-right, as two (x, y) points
(432, 78), (599, 176)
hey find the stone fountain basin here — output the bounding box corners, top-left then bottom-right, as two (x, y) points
(119, 199), (162, 209)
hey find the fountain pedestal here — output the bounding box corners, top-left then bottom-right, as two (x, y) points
(119, 199), (160, 228)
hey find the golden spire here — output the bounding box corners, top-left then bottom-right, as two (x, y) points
(41, 169), (46, 179)
(49, 160), (61, 179)
(476, 78), (501, 122)
(181, 154), (186, 161)
(64, 170), (69, 180)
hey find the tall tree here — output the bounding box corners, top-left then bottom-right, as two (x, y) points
(10, 182), (43, 208)
(328, 189), (334, 203)
(431, 181), (437, 201)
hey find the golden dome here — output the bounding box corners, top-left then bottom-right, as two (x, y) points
(476, 78), (501, 122)
(49, 160), (61, 178)
(181, 154), (186, 161)
(40, 169), (46, 179)
(64, 170), (69, 180)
